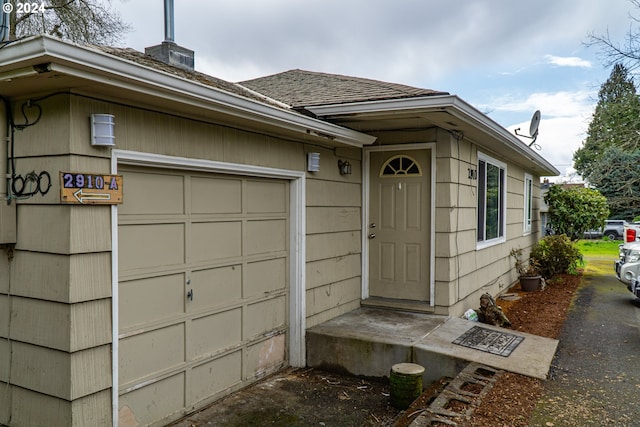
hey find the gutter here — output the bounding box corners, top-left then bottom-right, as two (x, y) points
(0, 35), (376, 148)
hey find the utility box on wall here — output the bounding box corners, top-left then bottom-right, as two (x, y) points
(0, 202), (16, 244)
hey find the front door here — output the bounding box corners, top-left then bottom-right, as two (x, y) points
(368, 149), (431, 302)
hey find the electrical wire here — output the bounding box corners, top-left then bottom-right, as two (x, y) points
(1, 95), (50, 201)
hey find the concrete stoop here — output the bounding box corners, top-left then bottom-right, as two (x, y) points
(406, 363), (502, 426)
(306, 307), (558, 385)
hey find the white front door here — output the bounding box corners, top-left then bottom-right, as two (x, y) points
(368, 150), (431, 302)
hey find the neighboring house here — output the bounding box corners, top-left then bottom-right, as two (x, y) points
(0, 36), (559, 426)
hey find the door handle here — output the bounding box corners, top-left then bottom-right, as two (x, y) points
(187, 289), (193, 301)
(368, 233), (376, 239)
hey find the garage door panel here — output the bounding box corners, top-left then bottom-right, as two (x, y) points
(190, 265), (241, 311)
(191, 351), (242, 405)
(191, 309), (242, 358)
(119, 373), (185, 427)
(119, 172), (184, 216)
(118, 167), (289, 426)
(120, 274), (184, 329)
(244, 296), (286, 340)
(119, 324), (185, 384)
(191, 177), (242, 214)
(190, 221), (242, 262)
(246, 219), (286, 255)
(246, 334), (286, 378)
(245, 258), (286, 298)
(119, 223), (185, 272)
(246, 180), (287, 213)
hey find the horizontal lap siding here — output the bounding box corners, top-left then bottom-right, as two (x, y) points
(434, 135), (541, 316)
(304, 146), (362, 328)
(4, 93), (366, 425)
(3, 94), (115, 427)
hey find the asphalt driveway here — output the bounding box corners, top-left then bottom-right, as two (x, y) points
(530, 256), (640, 426)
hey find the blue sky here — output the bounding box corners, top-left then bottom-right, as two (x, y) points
(110, 0), (637, 180)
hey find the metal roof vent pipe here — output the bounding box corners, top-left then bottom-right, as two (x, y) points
(145, 0), (195, 71)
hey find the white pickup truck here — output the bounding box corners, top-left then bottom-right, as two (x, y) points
(614, 223), (640, 297)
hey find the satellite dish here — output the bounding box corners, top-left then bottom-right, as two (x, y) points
(529, 110), (541, 138)
(514, 110), (541, 149)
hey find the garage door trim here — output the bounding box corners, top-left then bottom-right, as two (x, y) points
(110, 149), (306, 427)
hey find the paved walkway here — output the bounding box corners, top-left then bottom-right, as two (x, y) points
(530, 257), (640, 426)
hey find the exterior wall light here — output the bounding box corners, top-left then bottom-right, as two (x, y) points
(307, 152), (320, 172)
(338, 160), (352, 175)
(91, 114), (115, 146)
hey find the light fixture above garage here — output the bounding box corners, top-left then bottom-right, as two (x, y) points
(307, 152), (320, 172)
(91, 114), (115, 147)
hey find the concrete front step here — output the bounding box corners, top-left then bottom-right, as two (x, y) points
(306, 307), (558, 385)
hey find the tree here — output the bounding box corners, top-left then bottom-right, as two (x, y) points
(585, 0), (640, 72)
(574, 64), (640, 178)
(544, 185), (609, 241)
(573, 63), (640, 218)
(586, 146), (640, 219)
(6, 0), (130, 45)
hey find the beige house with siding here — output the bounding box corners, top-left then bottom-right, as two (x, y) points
(0, 35), (558, 426)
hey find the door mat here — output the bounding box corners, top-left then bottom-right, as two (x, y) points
(452, 326), (524, 357)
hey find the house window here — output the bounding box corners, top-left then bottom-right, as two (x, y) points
(477, 153), (506, 246)
(380, 155), (422, 176)
(524, 174), (533, 234)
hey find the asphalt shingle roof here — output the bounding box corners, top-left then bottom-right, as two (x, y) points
(94, 45), (289, 109)
(94, 46), (448, 115)
(240, 69), (449, 109)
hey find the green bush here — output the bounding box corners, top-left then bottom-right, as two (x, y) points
(531, 235), (583, 279)
(633, 215), (640, 223)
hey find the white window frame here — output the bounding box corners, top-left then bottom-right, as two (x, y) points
(477, 152), (507, 249)
(524, 173), (533, 234)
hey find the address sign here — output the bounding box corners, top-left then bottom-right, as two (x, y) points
(60, 172), (123, 205)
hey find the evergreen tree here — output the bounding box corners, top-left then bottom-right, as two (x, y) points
(573, 63), (640, 218)
(6, 0), (130, 45)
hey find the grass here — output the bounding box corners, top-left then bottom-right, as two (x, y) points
(576, 238), (620, 258)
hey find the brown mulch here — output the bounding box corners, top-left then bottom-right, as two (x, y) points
(459, 273), (581, 427)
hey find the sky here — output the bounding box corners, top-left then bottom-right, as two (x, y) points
(108, 0), (638, 180)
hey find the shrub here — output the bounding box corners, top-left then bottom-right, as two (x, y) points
(531, 235), (583, 279)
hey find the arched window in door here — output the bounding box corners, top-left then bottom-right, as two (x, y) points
(379, 154), (422, 177)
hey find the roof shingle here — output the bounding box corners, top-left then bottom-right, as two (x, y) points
(240, 69), (448, 108)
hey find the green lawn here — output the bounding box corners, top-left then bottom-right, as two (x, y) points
(576, 239), (620, 258)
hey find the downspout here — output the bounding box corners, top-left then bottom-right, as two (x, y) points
(0, 0), (9, 201)
(0, 100), (7, 203)
(0, 0), (9, 42)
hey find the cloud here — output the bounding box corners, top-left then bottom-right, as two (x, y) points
(545, 55), (593, 68)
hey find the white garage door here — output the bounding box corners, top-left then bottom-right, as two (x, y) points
(117, 166), (289, 426)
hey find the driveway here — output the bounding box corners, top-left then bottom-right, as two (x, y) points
(530, 256), (640, 426)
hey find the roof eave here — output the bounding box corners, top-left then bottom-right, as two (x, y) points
(0, 35), (375, 148)
(307, 95), (560, 176)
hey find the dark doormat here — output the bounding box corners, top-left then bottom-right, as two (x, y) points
(452, 326), (524, 357)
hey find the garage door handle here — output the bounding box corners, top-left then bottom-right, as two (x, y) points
(187, 289), (193, 301)
(368, 233), (376, 239)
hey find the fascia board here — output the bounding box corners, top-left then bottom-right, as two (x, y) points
(308, 95), (560, 176)
(1, 35), (375, 147)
